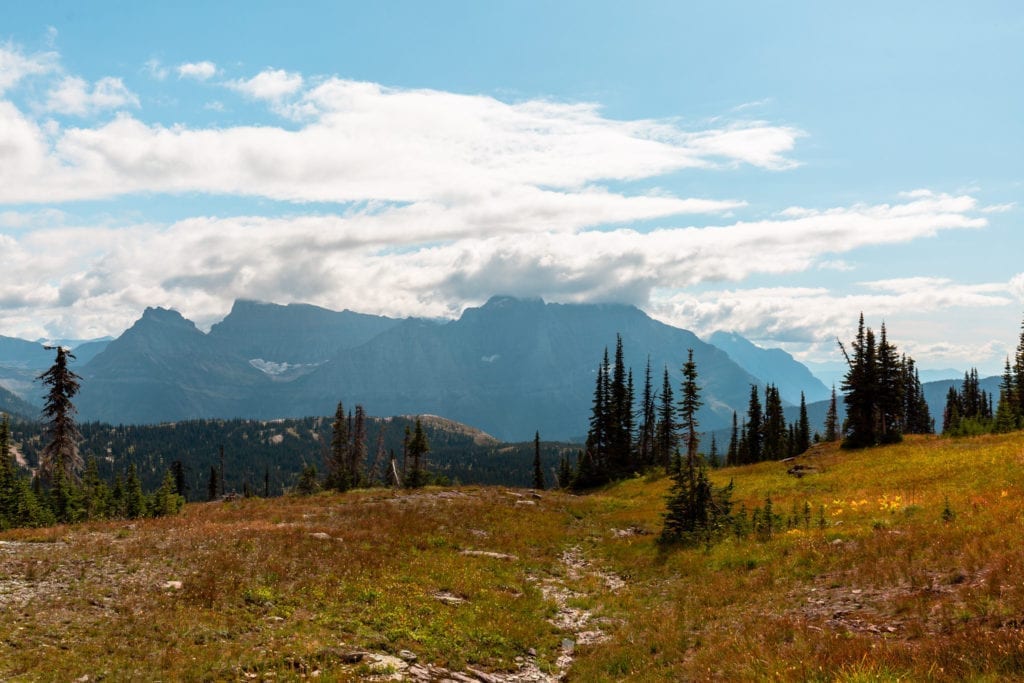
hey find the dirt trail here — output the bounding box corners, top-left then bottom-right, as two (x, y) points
(342, 544), (626, 682)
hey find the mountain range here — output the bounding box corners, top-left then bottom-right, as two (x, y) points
(1, 297), (973, 441)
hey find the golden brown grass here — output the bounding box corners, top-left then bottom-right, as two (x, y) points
(2, 433), (1024, 680)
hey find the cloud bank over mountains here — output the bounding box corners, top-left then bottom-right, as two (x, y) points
(0, 39), (1018, 371)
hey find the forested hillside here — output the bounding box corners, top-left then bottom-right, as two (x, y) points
(8, 415), (574, 499)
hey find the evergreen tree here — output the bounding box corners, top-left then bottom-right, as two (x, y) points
(796, 392), (811, 454)
(150, 470), (185, 517)
(586, 351), (610, 481)
(532, 431), (545, 490)
(1015, 316), (1024, 420)
(170, 460), (188, 498)
(327, 401), (351, 490)
(608, 336), (631, 477)
(38, 347), (83, 483)
(994, 357), (1019, 433)
(707, 433), (719, 468)
(762, 385), (786, 460)
(840, 315), (878, 448)
(726, 411), (739, 466)
(744, 385), (763, 463)
(349, 405), (368, 488)
(557, 454), (573, 489)
(637, 357), (656, 469)
(678, 349), (702, 472)
(296, 464), (320, 495)
(655, 366), (676, 468)
(876, 323), (904, 443)
(942, 386), (962, 434)
(824, 386), (839, 442)
(124, 464), (145, 519)
(659, 460), (734, 546)
(404, 417), (430, 488)
(207, 465), (219, 501)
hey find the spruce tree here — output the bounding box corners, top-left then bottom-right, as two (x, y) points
(124, 463), (145, 519)
(328, 401), (350, 490)
(655, 366), (676, 469)
(207, 465), (219, 501)
(404, 418), (430, 488)
(586, 352), (609, 481)
(876, 323), (904, 443)
(745, 385), (763, 463)
(1015, 316), (1024, 420)
(762, 385), (786, 460)
(726, 411), (739, 466)
(532, 431), (545, 490)
(840, 316), (878, 448)
(994, 357), (1019, 433)
(824, 386), (839, 442)
(608, 336), (630, 477)
(796, 392), (811, 454)
(637, 357), (656, 469)
(678, 349), (702, 472)
(38, 347), (83, 483)
(349, 405), (368, 488)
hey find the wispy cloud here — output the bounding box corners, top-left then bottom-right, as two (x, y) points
(0, 192), (989, 341)
(143, 58), (169, 81)
(0, 75), (804, 205)
(0, 42), (58, 93)
(44, 76), (139, 116)
(227, 67), (303, 100)
(177, 61), (217, 80)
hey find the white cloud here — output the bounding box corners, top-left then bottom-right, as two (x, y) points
(817, 259), (854, 272)
(0, 76), (804, 206)
(646, 275), (1020, 372)
(227, 67), (303, 100)
(0, 192), (991, 341)
(177, 61), (217, 80)
(144, 58), (169, 81)
(981, 202), (1017, 214)
(45, 76), (140, 116)
(1010, 273), (1024, 301)
(0, 43), (58, 93)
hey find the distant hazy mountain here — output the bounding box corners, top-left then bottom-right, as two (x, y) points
(0, 335), (108, 404)
(0, 384), (36, 420)
(207, 299), (400, 365)
(707, 331), (830, 405)
(77, 307), (273, 423)
(279, 296), (760, 441)
(71, 296), (763, 441)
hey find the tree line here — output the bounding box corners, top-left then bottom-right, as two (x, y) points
(942, 319), (1024, 436)
(0, 348), (183, 529)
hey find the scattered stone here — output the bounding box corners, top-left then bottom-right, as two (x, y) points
(561, 638), (575, 653)
(399, 649), (418, 662)
(309, 532), (332, 540)
(514, 500), (537, 507)
(460, 550), (518, 561)
(161, 580), (183, 590)
(433, 590), (467, 605)
(611, 526), (650, 538)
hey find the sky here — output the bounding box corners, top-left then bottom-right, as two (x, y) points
(0, 1), (1021, 375)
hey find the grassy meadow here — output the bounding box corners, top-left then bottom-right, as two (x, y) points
(2, 432), (1024, 680)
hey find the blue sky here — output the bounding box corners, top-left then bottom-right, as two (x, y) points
(0, 1), (1021, 374)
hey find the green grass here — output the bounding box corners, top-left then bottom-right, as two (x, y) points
(2, 433), (1024, 680)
